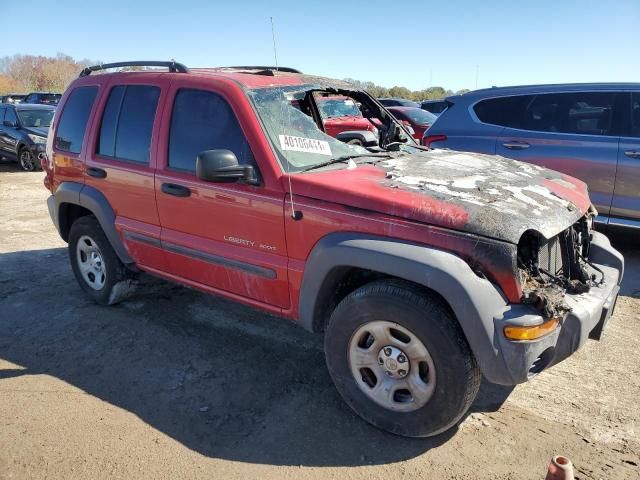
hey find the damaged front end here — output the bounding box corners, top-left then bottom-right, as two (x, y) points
(517, 210), (602, 321)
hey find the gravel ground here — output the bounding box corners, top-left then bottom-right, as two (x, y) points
(1, 161), (639, 480)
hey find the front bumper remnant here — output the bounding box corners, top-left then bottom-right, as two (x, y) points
(494, 231), (623, 384)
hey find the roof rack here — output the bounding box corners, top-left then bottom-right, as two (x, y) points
(221, 66), (302, 74)
(79, 61), (189, 77)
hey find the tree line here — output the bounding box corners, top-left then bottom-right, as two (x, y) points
(344, 78), (470, 102)
(0, 53), (94, 94)
(0, 53), (468, 102)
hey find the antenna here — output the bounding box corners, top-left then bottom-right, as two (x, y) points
(271, 16), (302, 220)
(270, 17), (279, 72)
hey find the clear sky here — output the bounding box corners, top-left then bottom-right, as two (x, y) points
(1, 0), (638, 91)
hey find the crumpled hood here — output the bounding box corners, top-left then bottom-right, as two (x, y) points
(287, 149), (592, 244)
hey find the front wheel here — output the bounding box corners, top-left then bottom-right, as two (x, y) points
(324, 280), (481, 437)
(19, 147), (39, 171)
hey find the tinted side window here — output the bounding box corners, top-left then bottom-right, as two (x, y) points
(98, 85), (160, 163)
(524, 92), (615, 135)
(522, 94), (562, 133)
(631, 93), (640, 137)
(4, 107), (17, 125)
(97, 86), (125, 158)
(473, 95), (534, 128)
(168, 89), (254, 172)
(55, 87), (98, 153)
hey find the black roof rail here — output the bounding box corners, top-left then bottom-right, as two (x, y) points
(79, 61), (189, 77)
(221, 66), (302, 74)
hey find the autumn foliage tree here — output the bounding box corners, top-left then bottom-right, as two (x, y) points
(0, 53), (94, 94)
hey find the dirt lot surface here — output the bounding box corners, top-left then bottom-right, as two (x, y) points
(1, 162), (639, 480)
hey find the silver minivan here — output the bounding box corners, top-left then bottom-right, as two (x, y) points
(424, 84), (640, 228)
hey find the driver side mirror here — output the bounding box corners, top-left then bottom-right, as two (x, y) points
(3, 120), (17, 128)
(196, 149), (258, 185)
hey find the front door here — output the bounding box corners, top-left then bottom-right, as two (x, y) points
(0, 106), (7, 154)
(496, 91), (621, 216)
(1, 107), (20, 156)
(155, 83), (289, 309)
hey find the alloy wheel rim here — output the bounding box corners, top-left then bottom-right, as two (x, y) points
(20, 150), (35, 171)
(76, 235), (106, 290)
(348, 320), (436, 412)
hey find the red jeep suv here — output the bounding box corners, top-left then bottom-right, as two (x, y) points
(44, 61), (623, 438)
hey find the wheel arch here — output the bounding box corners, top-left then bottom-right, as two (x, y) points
(17, 141), (29, 155)
(298, 232), (513, 384)
(50, 182), (134, 265)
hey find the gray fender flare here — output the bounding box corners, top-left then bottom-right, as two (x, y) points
(298, 233), (513, 384)
(49, 182), (134, 265)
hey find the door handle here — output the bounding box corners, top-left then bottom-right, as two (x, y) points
(502, 141), (530, 150)
(624, 150), (640, 159)
(161, 183), (191, 197)
(87, 167), (107, 178)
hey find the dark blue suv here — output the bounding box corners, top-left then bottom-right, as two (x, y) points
(0, 104), (54, 171)
(424, 84), (640, 229)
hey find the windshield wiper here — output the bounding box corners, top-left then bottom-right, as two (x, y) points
(300, 153), (393, 173)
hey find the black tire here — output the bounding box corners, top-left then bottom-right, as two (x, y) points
(324, 279), (481, 437)
(18, 147), (40, 171)
(68, 215), (134, 305)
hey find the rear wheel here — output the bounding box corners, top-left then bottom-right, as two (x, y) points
(324, 280), (481, 437)
(68, 216), (134, 305)
(18, 147), (39, 171)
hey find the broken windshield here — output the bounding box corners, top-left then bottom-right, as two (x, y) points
(248, 85), (370, 172)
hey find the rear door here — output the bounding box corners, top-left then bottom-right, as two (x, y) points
(84, 77), (169, 271)
(155, 80), (289, 309)
(611, 92), (640, 223)
(495, 92), (620, 216)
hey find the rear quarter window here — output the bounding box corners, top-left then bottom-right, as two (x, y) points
(55, 86), (98, 153)
(473, 95), (535, 128)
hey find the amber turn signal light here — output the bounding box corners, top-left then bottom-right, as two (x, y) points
(504, 318), (560, 341)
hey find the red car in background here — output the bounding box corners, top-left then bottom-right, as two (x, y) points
(387, 106), (437, 143)
(316, 95), (377, 138)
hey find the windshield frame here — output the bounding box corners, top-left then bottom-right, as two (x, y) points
(246, 83), (417, 175)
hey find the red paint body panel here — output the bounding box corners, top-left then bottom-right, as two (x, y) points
(284, 166), (470, 231)
(115, 217), (168, 272)
(323, 116), (376, 138)
(282, 195), (522, 319)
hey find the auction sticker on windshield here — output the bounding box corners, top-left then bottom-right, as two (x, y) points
(279, 135), (332, 156)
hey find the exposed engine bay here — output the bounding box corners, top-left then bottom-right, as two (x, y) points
(517, 212), (604, 319)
